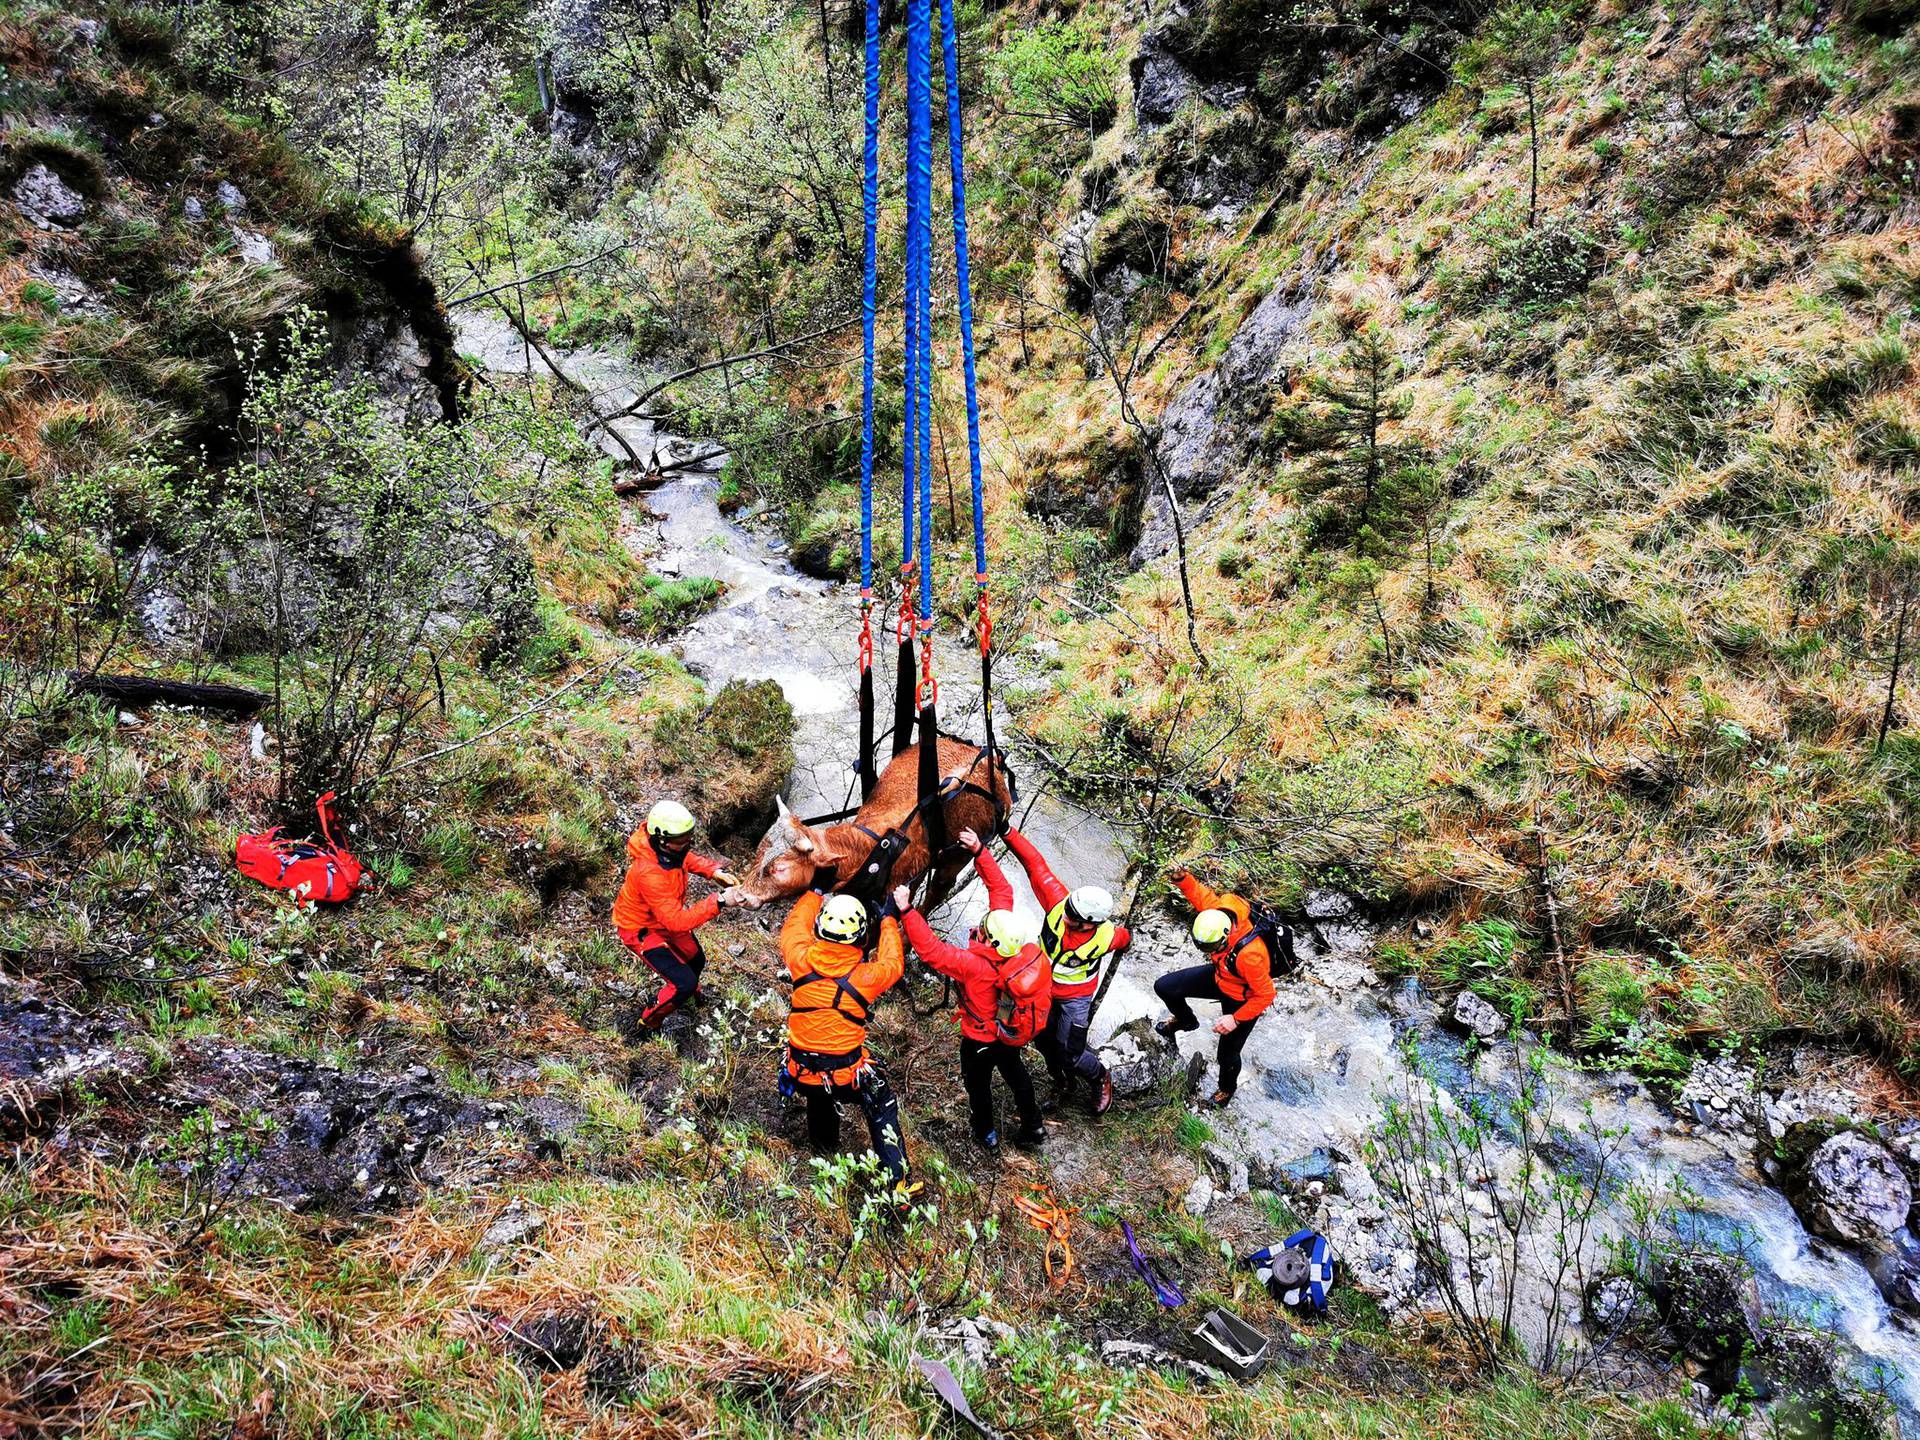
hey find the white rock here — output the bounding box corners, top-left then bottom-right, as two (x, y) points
(479, 1198), (547, 1250)
(1797, 1131), (1913, 1252)
(232, 228), (275, 264)
(1184, 1173), (1215, 1215)
(216, 180), (248, 213)
(13, 164), (85, 229)
(1448, 991), (1507, 1040)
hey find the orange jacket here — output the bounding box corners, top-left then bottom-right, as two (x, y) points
(612, 829), (723, 955)
(1177, 872), (1275, 1023)
(781, 892), (904, 1073)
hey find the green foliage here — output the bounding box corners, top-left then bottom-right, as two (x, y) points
(187, 310), (539, 814)
(996, 18), (1118, 136)
(1486, 217), (1596, 310)
(1426, 918), (1540, 1017)
(630, 574), (724, 637)
(1270, 326), (1430, 554)
(650, 679), (796, 839)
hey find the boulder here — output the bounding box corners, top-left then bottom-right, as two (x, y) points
(1584, 1274), (1661, 1339)
(1099, 1016), (1184, 1098)
(216, 180), (248, 214)
(1054, 209), (1100, 306)
(1866, 1227), (1920, 1313)
(1133, 281), (1313, 564)
(1130, 32), (1196, 126)
(1183, 1172), (1216, 1214)
(1792, 1131), (1912, 1252)
(13, 164), (85, 229)
(232, 228), (275, 265)
(1654, 1251), (1761, 1365)
(1446, 990), (1507, 1040)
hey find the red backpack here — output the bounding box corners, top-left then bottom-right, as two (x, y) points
(236, 791), (364, 905)
(994, 943), (1052, 1047)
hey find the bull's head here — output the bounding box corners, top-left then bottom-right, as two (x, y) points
(731, 796), (837, 905)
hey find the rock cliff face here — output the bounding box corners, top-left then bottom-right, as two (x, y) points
(0, 13), (463, 461)
(1134, 279), (1314, 563)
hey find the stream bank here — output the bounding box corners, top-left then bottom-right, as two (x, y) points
(455, 313), (1920, 1435)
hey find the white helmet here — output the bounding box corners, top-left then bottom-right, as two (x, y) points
(1066, 886), (1114, 924)
(815, 893), (870, 945)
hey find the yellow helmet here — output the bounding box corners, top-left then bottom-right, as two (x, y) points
(1192, 909), (1234, 950)
(815, 893), (870, 945)
(982, 910), (1032, 958)
(646, 800), (696, 839)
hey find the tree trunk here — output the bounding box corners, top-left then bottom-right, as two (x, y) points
(1877, 580), (1913, 752)
(66, 673), (268, 716)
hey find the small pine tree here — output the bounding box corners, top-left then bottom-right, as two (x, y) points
(1270, 325), (1427, 552)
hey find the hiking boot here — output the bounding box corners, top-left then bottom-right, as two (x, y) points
(1154, 1017), (1197, 1041)
(975, 1128), (1001, 1154)
(1044, 1073), (1073, 1113)
(1013, 1123), (1046, 1151)
(1199, 1089), (1235, 1110)
(1090, 1071), (1115, 1116)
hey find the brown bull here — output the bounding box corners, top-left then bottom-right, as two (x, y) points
(723, 739), (1010, 911)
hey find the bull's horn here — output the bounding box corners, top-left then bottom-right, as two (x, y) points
(775, 795), (793, 821)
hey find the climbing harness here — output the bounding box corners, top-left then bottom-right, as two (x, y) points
(849, 0), (1000, 860)
(1012, 1188), (1076, 1284)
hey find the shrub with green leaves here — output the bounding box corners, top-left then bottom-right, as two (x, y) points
(996, 19), (1118, 136)
(1486, 217), (1596, 310)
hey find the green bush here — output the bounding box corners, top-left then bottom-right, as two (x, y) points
(996, 19), (1118, 136)
(1485, 217), (1596, 310)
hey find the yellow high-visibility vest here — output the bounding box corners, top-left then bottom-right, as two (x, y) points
(1042, 900), (1117, 985)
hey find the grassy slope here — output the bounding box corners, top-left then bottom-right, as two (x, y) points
(928, 0), (1920, 1080)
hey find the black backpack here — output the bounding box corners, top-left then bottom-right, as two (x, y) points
(1227, 900), (1297, 978)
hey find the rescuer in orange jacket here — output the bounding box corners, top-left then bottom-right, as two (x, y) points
(779, 890), (908, 1188)
(1002, 826), (1130, 1116)
(612, 799), (738, 1035)
(1154, 868), (1277, 1108)
(894, 829), (1049, 1153)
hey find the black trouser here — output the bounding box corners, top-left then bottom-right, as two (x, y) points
(958, 1036), (1040, 1140)
(1154, 964), (1259, 1097)
(801, 1061), (908, 1188)
(627, 932), (706, 1029)
(1035, 994), (1106, 1086)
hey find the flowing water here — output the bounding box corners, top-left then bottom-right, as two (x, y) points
(457, 313), (1920, 1431)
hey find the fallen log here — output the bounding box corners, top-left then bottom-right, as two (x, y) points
(67, 672), (267, 716)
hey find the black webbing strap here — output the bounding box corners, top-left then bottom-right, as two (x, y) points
(892, 636), (916, 759)
(858, 663), (876, 800)
(917, 701), (947, 858)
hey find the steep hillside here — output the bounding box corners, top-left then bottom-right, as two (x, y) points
(7, 0), (1920, 1437)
